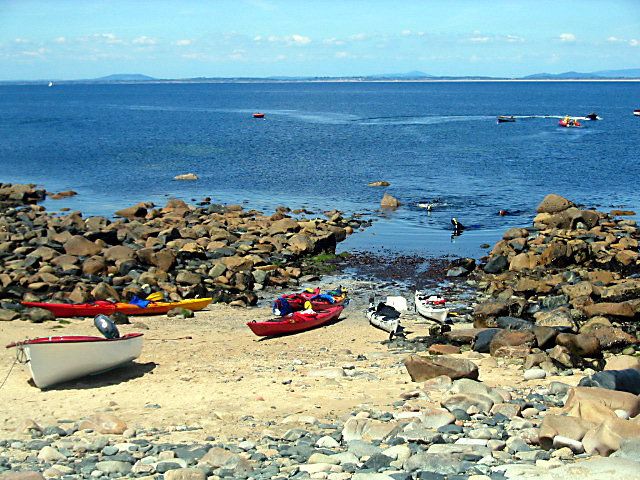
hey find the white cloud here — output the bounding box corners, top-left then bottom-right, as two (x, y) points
(174, 39), (191, 46)
(253, 36), (262, 41)
(401, 30), (412, 36)
(559, 33), (575, 42)
(14, 38), (29, 43)
(323, 38), (345, 46)
(470, 37), (489, 43)
(54, 37), (66, 43)
(350, 33), (367, 40)
(335, 51), (355, 58)
(132, 36), (158, 45)
(606, 36), (638, 46)
(290, 34), (310, 46)
(264, 34), (310, 46)
(80, 33), (123, 44)
(506, 35), (524, 43)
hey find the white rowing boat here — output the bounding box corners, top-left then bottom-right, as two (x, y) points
(6, 333), (143, 389)
(366, 299), (400, 339)
(415, 291), (449, 322)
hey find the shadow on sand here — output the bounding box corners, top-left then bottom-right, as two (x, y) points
(32, 361), (157, 391)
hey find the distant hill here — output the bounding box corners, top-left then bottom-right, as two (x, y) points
(592, 68), (640, 78)
(523, 68), (640, 80)
(3, 68), (639, 85)
(367, 70), (433, 79)
(94, 74), (157, 81)
(88, 68), (640, 82)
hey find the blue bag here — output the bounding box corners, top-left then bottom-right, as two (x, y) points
(273, 297), (293, 316)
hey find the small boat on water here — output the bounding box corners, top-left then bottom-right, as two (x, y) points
(22, 297), (212, 318)
(253, 113), (265, 118)
(497, 115), (516, 123)
(6, 316), (143, 388)
(48, 81), (54, 87)
(558, 115), (581, 128)
(247, 305), (344, 336)
(585, 112), (600, 120)
(634, 110), (640, 117)
(415, 292), (449, 323)
(366, 298), (401, 339)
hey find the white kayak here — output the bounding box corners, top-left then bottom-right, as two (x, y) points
(6, 333), (143, 389)
(415, 291), (449, 322)
(366, 300), (400, 339)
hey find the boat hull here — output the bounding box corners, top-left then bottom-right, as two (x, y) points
(247, 305), (344, 336)
(366, 304), (399, 336)
(22, 298), (212, 317)
(415, 292), (449, 322)
(7, 334), (143, 388)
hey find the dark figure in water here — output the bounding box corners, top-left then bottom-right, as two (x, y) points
(451, 217), (465, 235)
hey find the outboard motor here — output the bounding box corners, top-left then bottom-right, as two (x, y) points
(94, 314), (120, 339)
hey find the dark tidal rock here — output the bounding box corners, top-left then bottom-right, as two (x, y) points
(578, 369), (640, 395)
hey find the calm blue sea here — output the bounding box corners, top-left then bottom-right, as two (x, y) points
(1, 81), (639, 259)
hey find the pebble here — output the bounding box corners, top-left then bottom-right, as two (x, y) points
(524, 368), (547, 380)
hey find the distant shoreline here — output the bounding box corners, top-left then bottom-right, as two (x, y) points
(1, 78), (640, 86)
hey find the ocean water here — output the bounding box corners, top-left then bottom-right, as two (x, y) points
(1, 81), (639, 259)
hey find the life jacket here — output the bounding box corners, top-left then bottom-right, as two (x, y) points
(273, 297), (293, 316)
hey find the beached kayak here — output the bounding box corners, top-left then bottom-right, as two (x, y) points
(415, 292), (449, 322)
(273, 287), (348, 314)
(22, 297), (212, 318)
(366, 299), (401, 339)
(247, 305), (344, 336)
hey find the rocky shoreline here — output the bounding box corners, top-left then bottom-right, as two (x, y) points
(0, 183), (372, 321)
(2, 185), (640, 480)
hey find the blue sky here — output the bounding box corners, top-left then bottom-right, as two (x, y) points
(1, 0), (639, 80)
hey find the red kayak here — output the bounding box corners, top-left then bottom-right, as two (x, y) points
(21, 298), (212, 318)
(273, 288), (348, 313)
(247, 305), (344, 336)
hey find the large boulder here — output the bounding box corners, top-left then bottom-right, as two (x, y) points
(402, 355), (479, 382)
(63, 235), (102, 256)
(537, 194), (574, 214)
(582, 416), (640, 456)
(578, 369), (640, 395)
(563, 386), (640, 422)
(539, 414), (596, 449)
(380, 193), (401, 209)
(490, 329), (536, 356)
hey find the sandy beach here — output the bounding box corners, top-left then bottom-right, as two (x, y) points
(1, 286), (465, 442)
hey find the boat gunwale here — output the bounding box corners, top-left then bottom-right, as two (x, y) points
(6, 333), (143, 349)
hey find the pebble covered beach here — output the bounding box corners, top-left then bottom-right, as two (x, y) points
(1, 184), (640, 480)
